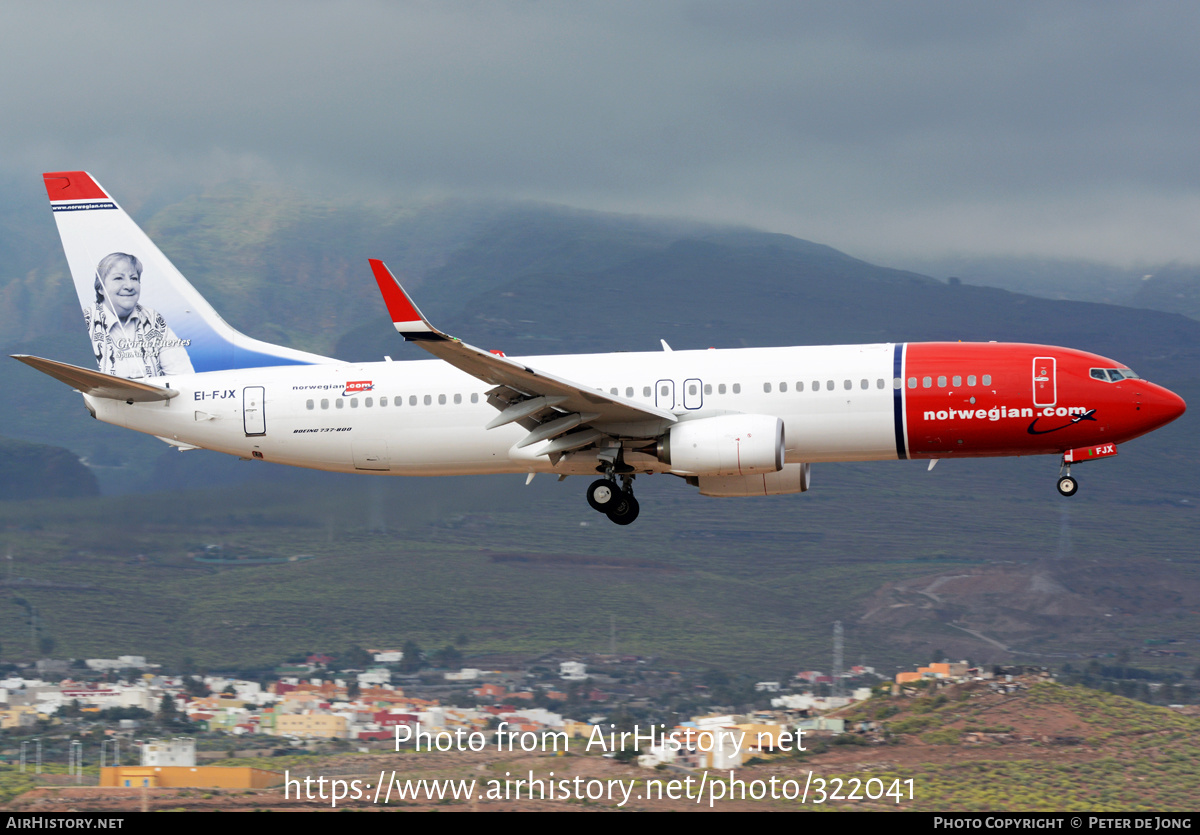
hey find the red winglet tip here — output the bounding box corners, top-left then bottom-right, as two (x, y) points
(369, 259), (422, 324)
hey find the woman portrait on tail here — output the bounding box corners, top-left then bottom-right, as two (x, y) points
(85, 252), (194, 379)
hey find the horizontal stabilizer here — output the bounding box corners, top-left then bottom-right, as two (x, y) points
(11, 355), (179, 402)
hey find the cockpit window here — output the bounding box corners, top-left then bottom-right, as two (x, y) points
(1090, 367), (1142, 382)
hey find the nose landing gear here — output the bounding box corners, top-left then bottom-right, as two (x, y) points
(1057, 456), (1078, 497)
(586, 472), (640, 525)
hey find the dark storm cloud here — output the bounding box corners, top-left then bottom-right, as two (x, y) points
(4, 2), (1199, 263)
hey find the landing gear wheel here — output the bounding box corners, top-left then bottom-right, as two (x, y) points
(1057, 476), (1078, 497)
(587, 479), (620, 512)
(607, 493), (640, 525)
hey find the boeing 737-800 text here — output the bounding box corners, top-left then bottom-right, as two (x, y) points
(13, 172), (1186, 525)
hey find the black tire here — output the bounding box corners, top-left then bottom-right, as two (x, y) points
(607, 494), (640, 525)
(1056, 476), (1078, 497)
(587, 479), (620, 512)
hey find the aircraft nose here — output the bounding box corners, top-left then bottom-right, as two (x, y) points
(1142, 384), (1186, 429)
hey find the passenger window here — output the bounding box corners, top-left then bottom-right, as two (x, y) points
(733, 383), (741, 394)
(643, 386), (651, 397)
(967, 375), (976, 386)
(843, 379), (852, 390)
(704, 384), (712, 395)
(797, 382), (804, 392)
(982, 375), (992, 386)
(351, 398), (359, 408)
(907, 377), (916, 389)
(336, 400), (344, 409)
(438, 394), (447, 405)
(780, 382), (788, 393)
(423, 395), (432, 406)
(661, 385), (669, 396)
(860, 379), (868, 390)
(610, 388), (618, 395)
(937, 376), (946, 388)
(718, 384), (727, 394)
(923, 377), (932, 388)
(878, 378), (886, 389)
(410, 395), (417, 406)
(952, 375), (961, 387)
(827, 380), (835, 391)
(626, 387), (634, 397)
(471, 393), (479, 403)
(454, 393), (462, 404)
(306, 399), (314, 410)
(365, 397), (373, 407)
(395, 397), (402, 406)
(689, 384), (698, 395)
(764, 382), (772, 393)
(321, 399), (329, 409)
(893, 378), (902, 389)
(379, 397), (387, 407)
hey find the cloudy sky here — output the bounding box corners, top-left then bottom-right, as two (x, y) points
(5, 2), (1199, 265)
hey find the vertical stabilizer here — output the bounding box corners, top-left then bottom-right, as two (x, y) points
(43, 171), (334, 378)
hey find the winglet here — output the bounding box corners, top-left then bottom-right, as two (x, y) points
(369, 259), (438, 340)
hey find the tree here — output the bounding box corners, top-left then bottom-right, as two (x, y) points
(400, 640), (424, 673)
(430, 645), (462, 668)
(341, 644), (373, 670)
(184, 676), (211, 698)
(157, 694), (179, 726)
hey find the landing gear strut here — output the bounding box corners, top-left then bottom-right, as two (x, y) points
(585, 471), (640, 525)
(1057, 458), (1078, 497)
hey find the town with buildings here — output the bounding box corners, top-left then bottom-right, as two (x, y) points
(0, 648), (1061, 791)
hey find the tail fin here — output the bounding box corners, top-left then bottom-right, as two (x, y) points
(43, 171), (333, 379)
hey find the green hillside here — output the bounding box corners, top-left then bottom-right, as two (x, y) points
(0, 437), (97, 501)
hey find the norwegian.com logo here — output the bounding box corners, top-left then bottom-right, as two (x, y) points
(343, 380), (374, 396)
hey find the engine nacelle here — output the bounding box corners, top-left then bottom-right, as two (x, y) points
(657, 414), (784, 476)
(696, 462), (811, 497)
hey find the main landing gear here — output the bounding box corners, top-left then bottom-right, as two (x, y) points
(1057, 457), (1078, 497)
(586, 473), (640, 525)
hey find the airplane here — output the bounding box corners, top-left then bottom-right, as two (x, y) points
(12, 171), (1187, 525)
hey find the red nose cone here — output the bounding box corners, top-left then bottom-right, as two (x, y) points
(1145, 384), (1186, 430)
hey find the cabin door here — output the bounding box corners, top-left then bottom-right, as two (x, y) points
(1032, 357), (1056, 407)
(243, 386), (266, 436)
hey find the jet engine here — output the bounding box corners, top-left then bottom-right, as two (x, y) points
(656, 414), (784, 476)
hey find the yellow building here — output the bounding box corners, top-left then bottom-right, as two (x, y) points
(0, 705), (42, 730)
(563, 720), (593, 739)
(275, 711), (349, 739)
(100, 766), (280, 789)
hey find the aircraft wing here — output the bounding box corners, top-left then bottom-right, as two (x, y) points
(369, 260), (676, 450)
(12, 355), (179, 402)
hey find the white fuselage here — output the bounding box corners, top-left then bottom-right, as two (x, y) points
(87, 343), (901, 475)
